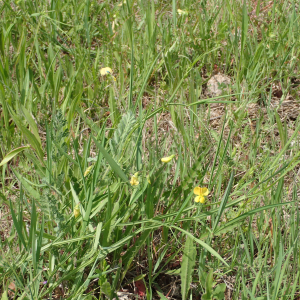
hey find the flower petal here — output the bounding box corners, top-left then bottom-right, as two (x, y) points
(199, 196), (205, 204)
(193, 187), (201, 195)
(200, 187), (209, 196)
(193, 187), (209, 196)
(100, 67), (113, 76)
(130, 174), (139, 186)
(161, 154), (175, 163)
(194, 196), (201, 203)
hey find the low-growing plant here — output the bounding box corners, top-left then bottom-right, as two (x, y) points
(1, 0), (300, 299)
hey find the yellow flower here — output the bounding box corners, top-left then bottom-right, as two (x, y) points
(161, 154), (175, 163)
(74, 203), (81, 218)
(100, 67), (113, 76)
(84, 165), (93, 177)
(130, 172), (139, 186)
(177, 9), (188, 16)
(194, 187), (209, 204)
(117, 0), (126, 6)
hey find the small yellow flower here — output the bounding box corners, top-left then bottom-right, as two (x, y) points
(194, 187), (209, 204)
(100, 67), (113, 76)
(84, 165), (93, 177)
(177, 9), (188, 16)
(130, 172), (139, 186)
(161, 154), (175, 163)
(117, 0), (126, 6)
(74, 203), (81, 218)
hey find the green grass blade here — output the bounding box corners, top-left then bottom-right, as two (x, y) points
(12, 168), (41, 201)
(215, 202), (293, 235)
(171, 225), (228, 266)
(9, 198), (27, 249)
(92, 136), (128, 182)
(212, 171), (234, 234)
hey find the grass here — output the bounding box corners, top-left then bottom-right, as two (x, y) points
(1, 0), (300, 299)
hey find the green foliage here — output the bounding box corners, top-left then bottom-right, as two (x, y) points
(109, 110), (137, 161)
(1, 0), (300, 298)
(202, 270), (226, 300)
(181, 236), (196, 300)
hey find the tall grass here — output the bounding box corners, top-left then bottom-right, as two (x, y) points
(1, 0), (300, 299)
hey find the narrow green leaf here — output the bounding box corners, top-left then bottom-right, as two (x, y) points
(156, 291), (169, 300)
(36, 215), (44, 271)
(215, 202), (292, 235)
(171, 192), (193, 225)
(241, 1), (248, 51)
(274, 111), (286, 148)
(8, 109), (44, 163)
(9, 199), (26, 249)
(212, 172), (234, 234)
(92, 136), (128, 182)
(20, 105), (41, 146)
(171, 225), (228, 266)
(272, 242), (296, 300)
(93, 222), (102, 251)
(28, 199), (37, 252)
(181, 236), (196, 300)
(12, 168), (40, 201)
(0, 145), (30, 167)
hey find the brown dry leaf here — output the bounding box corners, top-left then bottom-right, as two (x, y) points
(7, 281), (16, 298)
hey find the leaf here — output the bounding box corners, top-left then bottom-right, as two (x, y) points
(212, 171), (234, 234)
(202, 269), (213, 300)
(164, 269), (181, 275)
(171, 225), (228, 266)
(1, 291), (8, 300)
(213, 283), (226, 299)
(214, 202), (292, 236)
(274, 111), (286, 148)
(12, 168), (41, 201)
(109, 111), (136, 159)
(20, 105), (41, 146)
(101, 281), (112, 298)
(9, 199), (27, 249)
(92, 136), (128, 182)
(8, 107), (44, 163)
(0, 145), (30, 167)
(156, 291), (169, 300)
(241, 1), (248, 51)
(181, 236), (196, 300)
(93, 222), (102, 251)
(12, 169), (41, 201)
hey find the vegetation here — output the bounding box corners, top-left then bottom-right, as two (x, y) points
(1, 0), (300, 299)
